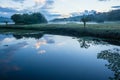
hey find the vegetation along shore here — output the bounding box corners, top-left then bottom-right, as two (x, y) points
(0, 22), (120, 40)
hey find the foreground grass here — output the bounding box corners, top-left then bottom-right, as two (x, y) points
(0, 23), (120, 40)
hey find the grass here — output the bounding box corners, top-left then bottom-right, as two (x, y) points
(0, 22), (120, 40)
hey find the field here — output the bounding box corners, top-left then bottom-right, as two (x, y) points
(0, 22), (120, 40)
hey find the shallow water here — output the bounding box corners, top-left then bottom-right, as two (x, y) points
(0, 33), (120, 80)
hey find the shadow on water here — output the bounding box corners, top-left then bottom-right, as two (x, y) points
(97, 48), (120, 80)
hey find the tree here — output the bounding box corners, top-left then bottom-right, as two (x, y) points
(11, 12), (47, 24)
(81, 15), (91, 30)
(11, 14), (23, 24)
(4, 21), (8, 25)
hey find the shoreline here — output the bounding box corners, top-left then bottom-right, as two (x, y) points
(0, 23), (120, 40)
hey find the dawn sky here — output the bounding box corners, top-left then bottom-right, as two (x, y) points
(0, 0), (120, 20)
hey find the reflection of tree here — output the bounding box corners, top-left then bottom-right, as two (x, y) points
(78, 38), (90, 49)
(77, 37), (107, 49)
(97, 48), (120, 80)
(77, 37), (120, 49)
(13, 33), (43, 39)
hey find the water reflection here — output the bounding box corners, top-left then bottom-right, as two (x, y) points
(13, 32), (43, 39)
(97, 48), (120, 80)
(35, 35), (55, 49)
(0, 33), (120, 80)
(0, 42), (27, 75)
(38, 50), (46, 54)
(35, 40), (47, 49)
(78, 38), (90, 48)
(0, 34), (14, 44)
(77, 37), (108, 49)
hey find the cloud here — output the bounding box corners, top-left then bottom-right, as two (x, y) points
(39, 0), (58, 20)
(39, 0), (54, 10)
(0, 7), (18, 13)
(34, 0), (46, 4)
(0, 6), (19, 17)
(0, 0), (57, 19)
(12, 0), (25, 3)
(112, 6), (120, 9)
(98, 0), (110, 1)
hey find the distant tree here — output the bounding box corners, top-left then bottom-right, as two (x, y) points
(4, 21), (8, 25)
(81, 15), (91, 30)
(11, 12), (47, 25)
(93, 9), (120, 22)
(107, 9), (120, 21)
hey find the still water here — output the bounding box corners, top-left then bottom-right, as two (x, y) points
(0, 33), (120, 80)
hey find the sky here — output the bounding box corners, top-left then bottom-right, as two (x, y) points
(0, 0), (120, 20)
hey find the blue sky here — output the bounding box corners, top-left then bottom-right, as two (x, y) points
(0, 0), (120, 20)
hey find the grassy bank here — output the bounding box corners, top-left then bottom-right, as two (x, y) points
(0, 23), (120, 40)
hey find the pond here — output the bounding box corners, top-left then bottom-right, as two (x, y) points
(0, 32), (120, 80)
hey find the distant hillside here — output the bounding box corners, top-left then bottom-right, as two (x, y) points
(51, 9), (120, 23)
(50, 10), (96, 22)
(0, 17), (13, 23)
(50, 16), (82, 22)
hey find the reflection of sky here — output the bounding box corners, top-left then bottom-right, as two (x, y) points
(0, 41), (28, 74)
(38, 50), (46, 54)
(35, 40), (46, 49)
(0, 34), (120, 80)
(35, 35), (55, 49)
(0, 34), (14, 45)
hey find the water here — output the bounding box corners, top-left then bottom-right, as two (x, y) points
(0, 33), (120, 80)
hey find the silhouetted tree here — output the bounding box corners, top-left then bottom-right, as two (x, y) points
(4, 21), (8, 25)
(81, 15), (91, 30)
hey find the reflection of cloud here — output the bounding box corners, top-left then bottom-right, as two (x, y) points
(3, 38), (16, 43)
(35, 40), (46, 49)
(57, 42), (66, 46)
(22, 45), (29, 48)
(0, 34), (13, 41)
(43, 35), (55, 44)
(0, 42), (27, 74)
(46, 39), (55, 44)
(38, 50), (46, 54)
(1, 41), (28, 54)
(35, 35), (55, 49)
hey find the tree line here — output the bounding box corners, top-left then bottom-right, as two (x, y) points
(11, 13), (48, 24)
(86, 9), (120, 23)
(51, 9), (120, 23)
